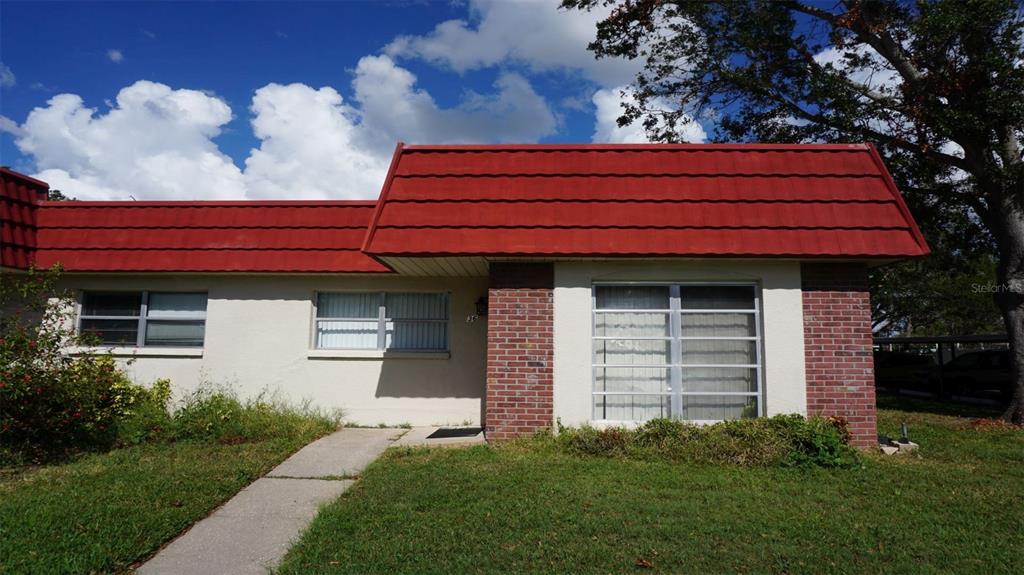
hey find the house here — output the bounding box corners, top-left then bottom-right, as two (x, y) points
(0, 143), (929, 446)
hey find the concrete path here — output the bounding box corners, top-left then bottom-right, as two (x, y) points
(137, 428), (405, 575)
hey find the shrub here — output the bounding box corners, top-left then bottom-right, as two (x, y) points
(113, 378), (173, 446)
(169, 386), (340, 445)
(558, 415), (859, 468)
(0, 267), (158, 462)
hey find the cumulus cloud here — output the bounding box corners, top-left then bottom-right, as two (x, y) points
(0, 62), (15, 88)
(244, 55), (556, 198)
(352, 55), (556, 153)
(12, 81), (245, 200)
(107, 49), (125, 63)
(385, 0), (638, 87)
(10, 56), (558, 200)
(592, 86), (705, 144)
(243, 83), (386, 199)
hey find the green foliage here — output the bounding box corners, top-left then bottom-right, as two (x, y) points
(167, 386), (340, 445)
(0, 438), (327, 574)
(277, 399), (1024, 575)
(0, 267), (142, 461)
(112, 378), (173, 446)
(1, 267), (339, 463)
(557, 414), (859, 468)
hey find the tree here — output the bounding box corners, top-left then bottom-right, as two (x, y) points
(562, 0), (1024, 422)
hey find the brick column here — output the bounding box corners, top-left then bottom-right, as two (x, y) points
(485, 263), (554, 441)
(801, 263), (877, 448)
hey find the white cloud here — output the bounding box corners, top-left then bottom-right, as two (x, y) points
(244, 55), (557, 198)
(591, 86), (705, 144)
(0, 62), (15, 88)
(352, 55), (557, 153)
(10, 57), (558, 200)
(107, 49), (125, 63)
(385, 0), (638, 87)
(12, 81), (245, 200)
(814, 45), (900, 94)
(0, 115), (22, 136)
(243, 83), (386, 199)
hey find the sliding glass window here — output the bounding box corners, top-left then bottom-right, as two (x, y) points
(79, 291), (207, 347)
(315, 292), (448, 351)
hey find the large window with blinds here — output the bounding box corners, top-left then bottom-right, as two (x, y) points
(314, 292), (449, 351)
(592, 283), (762, 422)
(79, 291), (208, 347)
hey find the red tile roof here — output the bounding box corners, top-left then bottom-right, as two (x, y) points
(1, 143), (928, 273)
(1, 168), (48, 270)
(31, 201), (390, 273)
(362, 143), (929, 258)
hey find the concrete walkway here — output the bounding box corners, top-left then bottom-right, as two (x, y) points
(137, 428), (406, 575)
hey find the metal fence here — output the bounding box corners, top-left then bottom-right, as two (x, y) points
(873, 334), (1010, 405)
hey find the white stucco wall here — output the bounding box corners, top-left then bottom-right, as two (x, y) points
(59, 275), (488, 426)
(552, 260), (806, 427)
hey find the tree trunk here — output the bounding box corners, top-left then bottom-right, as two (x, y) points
(991, 191), (1024, 424)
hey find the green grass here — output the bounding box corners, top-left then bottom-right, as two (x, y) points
(0, 436), (323, 574)
(0, 383), (341, 574)
(278, 398), (1024, 575)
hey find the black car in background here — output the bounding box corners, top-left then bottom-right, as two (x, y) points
(874, 351), (935, 390)
(928, 350), (1013, 401)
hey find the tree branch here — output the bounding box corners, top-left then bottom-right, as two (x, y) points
(785, 1), (926, 87)
(756, 84), (971, 170)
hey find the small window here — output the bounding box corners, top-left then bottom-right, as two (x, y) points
(79, 291), (207, 347)
(315, 292), (448, 351)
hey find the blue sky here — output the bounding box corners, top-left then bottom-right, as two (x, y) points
(1, 0), (690, 200)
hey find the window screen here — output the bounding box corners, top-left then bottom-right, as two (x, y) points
(315, 292), (448, 351)
(79, 292), (207, 347)
(592, 284), (761, 422)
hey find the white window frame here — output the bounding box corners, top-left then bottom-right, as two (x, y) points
(591, 281), (764, 423)
(77, 290), (208, 348)
(312, 291), (450, 352)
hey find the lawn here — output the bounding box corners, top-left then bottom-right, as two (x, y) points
(278, 398), (1024, 575)
(0, 436), (318, 574)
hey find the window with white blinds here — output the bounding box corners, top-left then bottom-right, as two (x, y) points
(592, 284), (762, 422)
(314, 292), (448, 351)
(79, 291), (208, 347)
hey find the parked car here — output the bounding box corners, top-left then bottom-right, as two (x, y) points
(874, 351), (935, 390)
(928, 350), (1013, 401)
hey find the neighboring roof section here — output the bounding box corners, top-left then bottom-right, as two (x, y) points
(33, 201), (390, 273)
(362, 144), (929, 258)
(1, 168), (49, 270)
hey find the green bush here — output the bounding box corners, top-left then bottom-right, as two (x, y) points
(113, 378), (173, 446)
(169, 386), (340, 445)
(1, 268), (339, 464)
(558, 414), (859, 468)
(0, 267), (156, 462)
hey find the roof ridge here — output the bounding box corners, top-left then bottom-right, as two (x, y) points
(37, 200), (378, 207)
(374, 224), (911, 231)
(401, 143), (872, 152)
(391, 173), (884, 178)
(383, 199), (896, 204)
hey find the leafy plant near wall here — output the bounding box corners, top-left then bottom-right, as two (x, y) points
(0, 266), (138, 462)
(0, 267), (342, 464)
(555, 415), (860, 468)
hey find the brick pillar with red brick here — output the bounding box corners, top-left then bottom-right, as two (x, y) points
(484, 262), (554, 441)
(801, 263), (877, 448)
